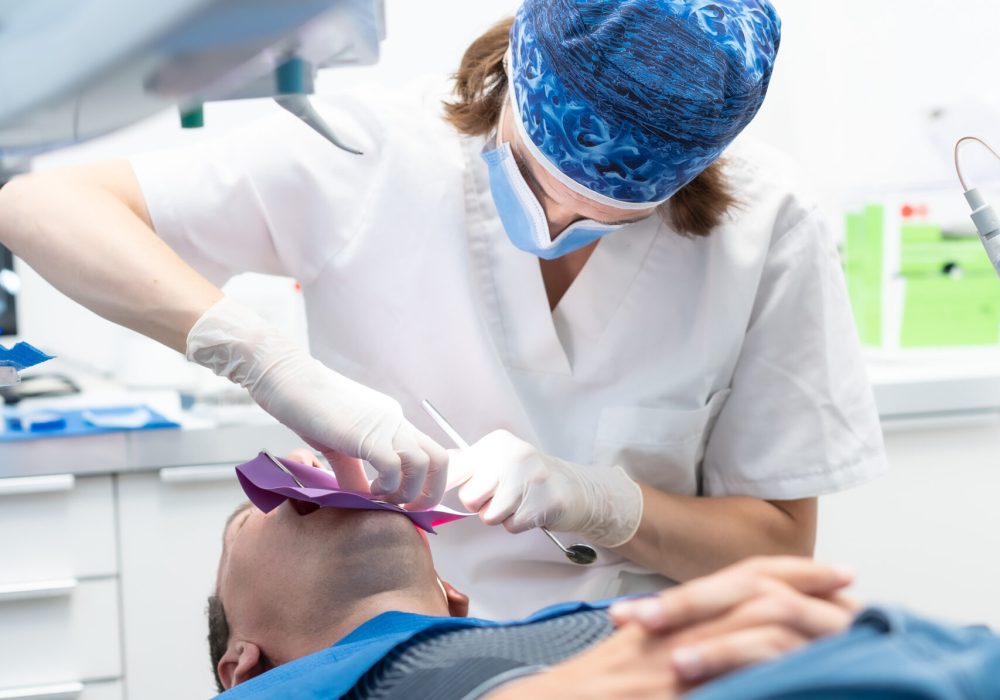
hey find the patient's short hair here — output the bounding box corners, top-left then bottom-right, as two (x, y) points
(208, 501), (252, 692)
(207, 594), (230, 692)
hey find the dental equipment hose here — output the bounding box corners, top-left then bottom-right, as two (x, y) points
(955, 136), (1000, 277)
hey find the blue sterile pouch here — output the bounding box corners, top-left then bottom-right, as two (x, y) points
(0, 341), (54, 371)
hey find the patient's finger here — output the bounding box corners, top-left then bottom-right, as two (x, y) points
(738, 557), (855, 596)
(664, 586), (852, 652)
(609, 558), (853, 632)
(741, 591), (852, 639)
(825, 592), (862, 613)
(670, 625), (808, 684)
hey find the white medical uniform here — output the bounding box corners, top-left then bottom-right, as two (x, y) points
(131, 80), (887, 619)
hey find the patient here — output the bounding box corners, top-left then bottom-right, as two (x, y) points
(210, 455), (1000, 699)
(211, 492), (850, 699)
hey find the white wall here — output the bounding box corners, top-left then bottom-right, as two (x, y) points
(817, 420), (1000, 628)
(748, 0), (1000, 207)
(10, 0), (1000, 626)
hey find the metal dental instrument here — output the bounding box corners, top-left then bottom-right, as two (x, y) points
(262, 449), (305, 488)
(421, 399), (598, 567)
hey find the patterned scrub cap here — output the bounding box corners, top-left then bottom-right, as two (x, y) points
(509, 0), (781, 208)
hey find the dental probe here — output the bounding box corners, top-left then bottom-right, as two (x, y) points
(262, 449), (306, 488)
(421, 399), (598, 567)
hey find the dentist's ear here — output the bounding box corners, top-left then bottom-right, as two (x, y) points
(439, 578), (470, 618)
(218, 641), (267, 689)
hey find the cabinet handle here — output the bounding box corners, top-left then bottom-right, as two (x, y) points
(0, 475), (75, 497)
(159, 465), (235, 484)
(0, 681), (83, 699)
(0, 578), (78, 603)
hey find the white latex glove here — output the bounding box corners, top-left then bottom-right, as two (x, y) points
(450, 430), (644, 548)
(187, 297), (448, 509)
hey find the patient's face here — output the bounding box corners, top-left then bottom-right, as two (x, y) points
(213, 500), (469, 688)
(218, 501), (440, 648)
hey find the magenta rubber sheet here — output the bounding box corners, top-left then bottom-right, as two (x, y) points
(235, 452), (470, 533)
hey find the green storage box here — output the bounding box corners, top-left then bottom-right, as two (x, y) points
(844, 203), (1000, 349)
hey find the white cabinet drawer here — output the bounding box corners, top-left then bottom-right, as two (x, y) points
(119, 468), (248, 700)
(0, 578), (121, 690)
(0, 475), (116, 583)
(0, 679), (122, 700)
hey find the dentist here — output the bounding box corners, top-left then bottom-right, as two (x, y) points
(0, 0), (886, 617)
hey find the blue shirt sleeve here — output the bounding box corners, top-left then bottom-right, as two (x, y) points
(687, 606), (1000, 700)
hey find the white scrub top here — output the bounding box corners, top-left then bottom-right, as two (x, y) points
(131, 80), (887, 619)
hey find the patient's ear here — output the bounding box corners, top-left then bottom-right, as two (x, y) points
(218, 641), (267, 689)
(441, 579), (470, 618)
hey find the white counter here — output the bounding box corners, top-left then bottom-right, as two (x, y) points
(868, 351), (1000, 427)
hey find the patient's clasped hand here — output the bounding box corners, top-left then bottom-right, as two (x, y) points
(211, 452), (1000, 699)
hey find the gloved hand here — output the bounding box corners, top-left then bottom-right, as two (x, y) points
(449, 430), (644, 548)
(187, 297), (448, 509)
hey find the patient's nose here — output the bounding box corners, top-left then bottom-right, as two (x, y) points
(290, 499), (320, 516)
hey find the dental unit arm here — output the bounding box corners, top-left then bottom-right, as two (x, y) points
(0, 0), (385, 165)
(0, 0), (384, 381)
(955, 137), (1000, 277)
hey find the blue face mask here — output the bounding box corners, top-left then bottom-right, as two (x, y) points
(481, 142), (624, 260)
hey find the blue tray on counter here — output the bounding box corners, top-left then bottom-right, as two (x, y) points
(0, 405), (180, 442)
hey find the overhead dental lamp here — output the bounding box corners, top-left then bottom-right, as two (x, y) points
(0, 0), (385, 159)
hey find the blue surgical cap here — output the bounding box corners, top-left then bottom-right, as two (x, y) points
(509, 0), (781, 206)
